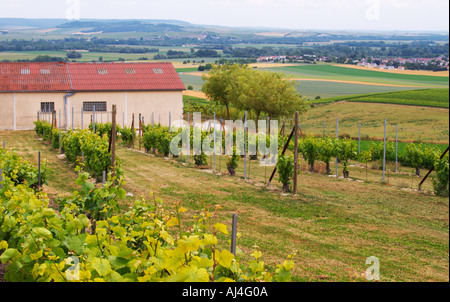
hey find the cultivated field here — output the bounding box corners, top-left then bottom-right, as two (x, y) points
(177, 62), (449, 99)
(265, 64), (449, 88)
(334, 63), (450, 77)
(313, 89), (449, 108)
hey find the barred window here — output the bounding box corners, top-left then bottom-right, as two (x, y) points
(41, 102), (54, 113)
(83, 102), (107, 112)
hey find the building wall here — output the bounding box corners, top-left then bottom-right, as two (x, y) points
(0, 93), (15, 130)
(0, 92), (65, 130)
(0, 90), (183, 130)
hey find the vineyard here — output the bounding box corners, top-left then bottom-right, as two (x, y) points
(0, 111), (449, 282)
(0, 124), (295, 282)
(129, 120), (449, 196)
(32, 117), (449, 196)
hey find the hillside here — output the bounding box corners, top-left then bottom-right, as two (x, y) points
(1, 18), (449, 43)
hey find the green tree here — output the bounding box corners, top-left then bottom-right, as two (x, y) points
(66, 51), (82, 59)
(203, 64), (306, 124)
(202, 64), (248, 120)
(260, 72), (307, 120)
(229, 67), (307, 129)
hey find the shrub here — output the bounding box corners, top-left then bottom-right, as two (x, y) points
(143, 125), (181, 157)
(194, 152), (208, 167)
(119, 126), (134, 147)
(58, 130), (121, 182)
(298, 136), (320, 172)
(433, 155), (449, 197)
(0, 150), (47, 190)
(317, 137), (335, 174)
(227, 148), (239, 176)
(89, 123), (117, 139)
(34, 120), (52, 141)
(334, 139), (358, 178)
(369, 141), (395, 162)
(51, 129), (61, 150)
(277, 154), (294, 192)
(404, 144), (425, 176)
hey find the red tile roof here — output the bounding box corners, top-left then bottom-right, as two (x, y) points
(0, 62), (185, 92)
(68, 62), (186, 91)
(0, 62), (72, 92)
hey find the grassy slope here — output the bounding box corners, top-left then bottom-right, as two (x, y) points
(299, 102), (449, 144)
(1, 130), (448, 282)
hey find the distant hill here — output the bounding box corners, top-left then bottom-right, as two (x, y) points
(0, 18), (193, 31)
(0, 18), (67, 29)
(0, 18), (448, 43)
(57, 20), (187, 33)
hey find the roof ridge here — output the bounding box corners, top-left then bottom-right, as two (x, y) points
(65, 62), (74, 91)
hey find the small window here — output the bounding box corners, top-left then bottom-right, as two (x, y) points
(40, 69), (50, 75)
(41, 102), (55, 113)
(21, 68), (30, 75)
(125, 68), (136, 74)
(97, 69), (108, 75)
(153, 68), (163, 74)
(83, 102), (107, 112)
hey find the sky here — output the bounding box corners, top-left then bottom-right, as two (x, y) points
(0, 0), (449, 32)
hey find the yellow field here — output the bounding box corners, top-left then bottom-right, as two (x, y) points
(184, 71), (208, 77)
(249, 63), (300, 68)
(183, 90), (208, 99)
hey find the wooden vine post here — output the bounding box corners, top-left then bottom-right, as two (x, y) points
(139, 113), (142, 151)
(131, 113), (135, 148)
(110, 105), (117, 179)
(293, 111), (299, 195)
(268, 126), (295, 186)
(230, 214), (238, 256)
(267, 114), (304, 187)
